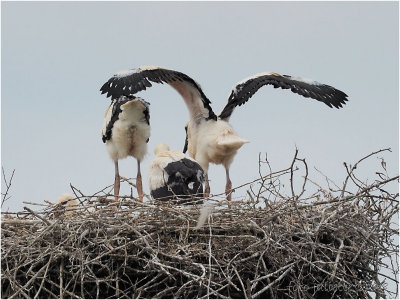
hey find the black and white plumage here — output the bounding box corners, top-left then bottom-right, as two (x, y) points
(101, 95), (150, 202)
(148, 143), (204, 204)
(219, 72), (348, 120)
(100, 66), (348, 200)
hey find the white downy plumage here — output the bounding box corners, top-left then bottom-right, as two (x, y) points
(101, 96), (150, 202)
(55, 193), (78, 217)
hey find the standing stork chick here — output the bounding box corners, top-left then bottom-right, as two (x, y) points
(184, 119), (249, 199)
(55, 193), (78, 218)
(148, 143), (204, 204)
(101, 95), (150, 202)
(100, 66), (348, 201)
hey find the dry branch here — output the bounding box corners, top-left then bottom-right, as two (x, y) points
(1, 168), (15, 207)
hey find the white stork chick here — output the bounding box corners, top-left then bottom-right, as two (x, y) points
(148, 143), (204, 204)
(55, 193), (78, 217)
(101, 95), (150, 202)
(100, 66), (348, 200)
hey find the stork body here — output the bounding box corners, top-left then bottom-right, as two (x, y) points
(100, 66), (348, 200)
(101, 96), (150, 202)
(185, 119), (248, 198)
(148, 143), (204, 204)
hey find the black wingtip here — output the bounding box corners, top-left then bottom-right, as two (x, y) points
(100, 81), (111, 94)
(183, 126), (189, 153)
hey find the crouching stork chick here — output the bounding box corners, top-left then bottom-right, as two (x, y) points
(55, 193), (78, 218)
(101, 96), (150, 202)
(148, 143), (204, 204)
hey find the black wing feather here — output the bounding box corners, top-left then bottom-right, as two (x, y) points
(219, 73), (348, 120)
(100, 66), (217, 120)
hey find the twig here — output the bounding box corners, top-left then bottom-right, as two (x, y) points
(207, 218), (213, 296)
(330, 238), (344, 279)
(1, 168), (15, 207)
(23, 206), (52, 226)
(9, 254), (53, 299)
(252, 265), (294, 298)
(341, 148), (392, 197)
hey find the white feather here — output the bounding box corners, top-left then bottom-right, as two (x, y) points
(103, 99), (150, 161)
(113, 69), (139, 78)
(234, 71), (277, 88)
(187, 119), (249, 171)
(56, 193), (78, 216)
(194, 202), (214, 229)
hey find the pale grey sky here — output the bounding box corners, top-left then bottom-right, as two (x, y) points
(1, 1), (398, 213)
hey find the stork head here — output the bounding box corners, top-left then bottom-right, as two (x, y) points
(154, 143), (170, 156)
(56, 193), (78, 207)
(55, 193), (78, 218)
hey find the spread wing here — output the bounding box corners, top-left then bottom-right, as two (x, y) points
(100, 66), (217, 121)
(219, 72), (349, 120)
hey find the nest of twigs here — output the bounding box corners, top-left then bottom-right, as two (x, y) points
(1, 149), (399, 299)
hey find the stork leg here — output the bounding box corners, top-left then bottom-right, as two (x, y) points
(114, 160), (120, 202)
(225, 167), (232, 201)
(136, 159), (143, 202)
(204, 172), (210, 198)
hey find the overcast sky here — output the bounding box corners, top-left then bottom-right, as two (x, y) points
(1, 1), (398, 213)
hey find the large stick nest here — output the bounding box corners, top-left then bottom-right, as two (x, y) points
(1, 149), (399, 299)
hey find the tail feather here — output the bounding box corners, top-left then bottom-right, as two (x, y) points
(217, 134), (249, 150)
